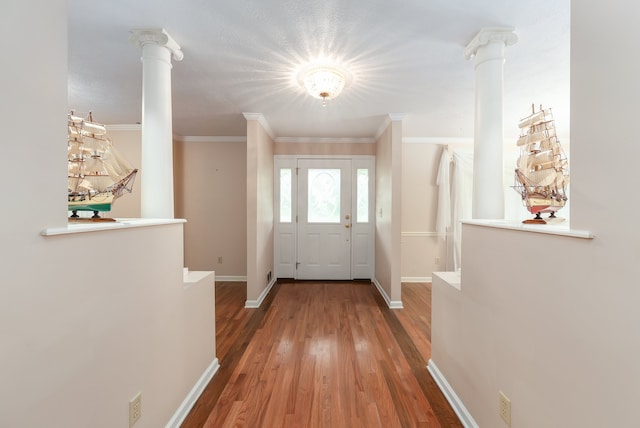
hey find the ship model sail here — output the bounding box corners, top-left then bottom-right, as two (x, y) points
(513, 105), (569, 224)
(68, 112), (138, 221)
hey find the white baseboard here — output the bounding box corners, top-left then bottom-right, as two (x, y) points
(426, 359), (478, 428)
(165, 357), (220, 428)
(371, 277), (403, 309)
(245, 276), (277, 308)
(401, 276), (433, 283)
(215, 276), (247, 282)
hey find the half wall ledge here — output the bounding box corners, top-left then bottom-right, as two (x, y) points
(462, 219), (594, 239)
(41, 218), (186, 236)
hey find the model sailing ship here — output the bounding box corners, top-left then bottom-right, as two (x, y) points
(68, 112), (138, 221)
(513, 105), (569, 224)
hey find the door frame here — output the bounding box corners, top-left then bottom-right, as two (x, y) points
(273, 155), (375, 280)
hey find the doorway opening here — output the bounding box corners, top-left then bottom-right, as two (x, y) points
(274, 156), (375, 280)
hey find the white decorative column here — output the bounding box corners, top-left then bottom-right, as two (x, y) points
(130, 28), (183, 218)
(464, 28), (517, 219)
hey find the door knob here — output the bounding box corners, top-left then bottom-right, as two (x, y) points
(345, 223), (351, 228)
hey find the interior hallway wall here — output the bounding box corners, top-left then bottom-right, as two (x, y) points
(430, 1), (640, 426)
(400, 143), (446, 281)
(175, 139), (247, 276)
(374, 118), (403, 304)
(246, 117), (275, 303)
(0, 2), (216, 426)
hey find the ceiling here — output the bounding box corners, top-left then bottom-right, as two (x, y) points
(68, 0), (570, 140)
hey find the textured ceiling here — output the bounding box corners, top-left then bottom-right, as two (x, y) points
(68, 0), (570, 140)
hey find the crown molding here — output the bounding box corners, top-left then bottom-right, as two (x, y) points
(275, 136), (374, 144)
(175, 136), (246, 143)
(374, 116), (391, 141)
(242, 112), (275, 140)
(374, 113), (407, 141)
(388, 113), (407, 121)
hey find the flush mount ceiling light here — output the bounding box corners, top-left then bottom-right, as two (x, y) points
(297, 63), (352, 106)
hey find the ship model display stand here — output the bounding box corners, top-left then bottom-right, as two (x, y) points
(513, 104), (569, 224)
(67, 112), (138, 222)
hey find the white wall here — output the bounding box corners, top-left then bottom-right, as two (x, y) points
(430, 1), (640, 426)
(0, 2), (216, 426)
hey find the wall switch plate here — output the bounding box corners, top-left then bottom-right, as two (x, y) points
(129, 392), (142, 427)
(499, 390), (511, 426)
(218, 256), (223, 263)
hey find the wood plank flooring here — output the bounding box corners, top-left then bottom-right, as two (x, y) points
(181, 280), (461, 428)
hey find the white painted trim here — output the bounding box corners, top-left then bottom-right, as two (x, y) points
(165, 357), (220, 428)
(388, 113), (407, 121)
(274, 154), (376, 161)
(462, 219), (594, 239)
(427, 360), (479, 428)
(274, 136), (374, 144)
(401, 277), (432, 283)
(374, 116), (391, 141)
(242, 112), (276, 140)
(372, 277), (403, 309)
(42, 218), (186, 236)
(106, 124), (142, 131)
(401, 231), (442, 238)
(176, 136), (246, 143)
(245, 276), (277, 308)
(215, 276), (247, 282)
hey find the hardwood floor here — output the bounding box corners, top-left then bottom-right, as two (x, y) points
(395, 283), (433, 359)
(181, 280), (461, 428)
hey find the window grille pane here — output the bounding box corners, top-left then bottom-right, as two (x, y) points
(357, 169), (369, 223)
(280, 169), (292, 223)
(308, 169), (340, 223)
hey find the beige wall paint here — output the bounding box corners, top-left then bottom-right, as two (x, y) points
(246, 119), (274, 302)
(401, 143), (446, 279)
(74, 131), (445, 282)
(274, 141), (376, 155)
(0, 3), (216, 426)
(431, 1), (640, 426)
(175, 140), (247, 275)
(374, 119), (403, 303)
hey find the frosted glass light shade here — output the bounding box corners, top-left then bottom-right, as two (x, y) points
(297, 63), (352, 105)
(303, 67), (346, 101)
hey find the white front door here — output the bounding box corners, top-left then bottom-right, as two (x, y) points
(296, 159), (352, 279)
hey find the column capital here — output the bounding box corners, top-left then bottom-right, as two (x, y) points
(464, 27), (517, 61)
(130, 28), (184, 61)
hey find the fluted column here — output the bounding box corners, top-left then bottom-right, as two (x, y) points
(130, 28), (183, 218)
(465, 28), (517, 219)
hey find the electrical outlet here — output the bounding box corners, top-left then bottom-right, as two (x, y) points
(499, 390), (511, 426)
(435, 256), (440, 265)
(218, 256), (223, 263)
(129, 392), (142, 427)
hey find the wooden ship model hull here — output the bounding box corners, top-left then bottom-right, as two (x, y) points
(68, 193), (114, 213)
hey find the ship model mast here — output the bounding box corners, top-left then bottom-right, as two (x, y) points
(68, 111), (138, 221)
(513, 104), (569, 224)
